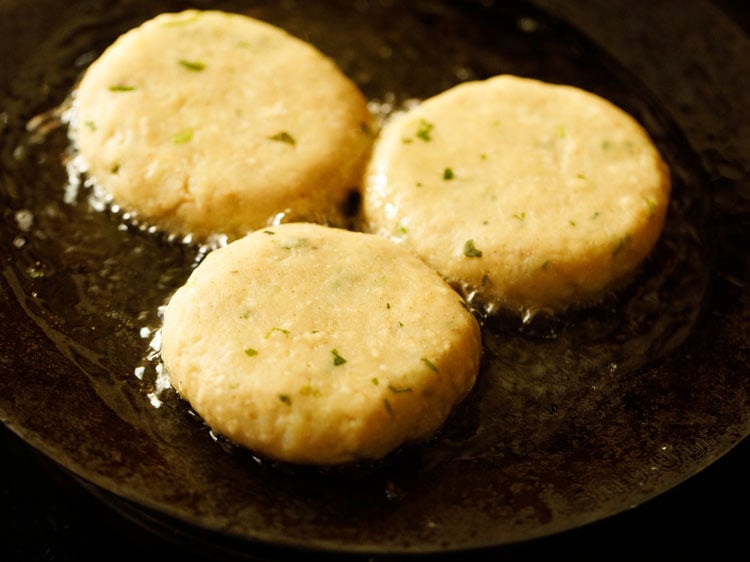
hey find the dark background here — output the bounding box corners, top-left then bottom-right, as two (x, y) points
(1, 424), (747, 561)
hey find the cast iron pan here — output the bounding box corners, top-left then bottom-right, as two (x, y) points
(1, 0), (748, 558)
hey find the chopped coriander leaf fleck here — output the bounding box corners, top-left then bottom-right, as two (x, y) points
(263, 230), (275, 235)
(84, 120), (97, 131)
(371, 377), (379, 386)
(171, 128), (194, 144)
(397, 321), (404, 328)
(388, 384), (412, 393)
(331, 349), (347, 366)
(110, 164), (120, 174)
(265, 327), (290, 338)
(244, 347), (258, 357)
(569, 220), (576, 226)
(179, 59), (206, 71)
(237, 36), (271, 51)
(300, 385), (322, 397)
(612, 234), (632, 257)
(443, 167), (454, 180)
(415, 119), (434, 142)
(463, 239), (483, 258)
(513, 212), (526, 221)
(383, 398), (393, 415)
(278, 394), (292, 405)
(421, 357), (439, 373)
(109, 85), (136, 92)
(269, 131), (296, 145)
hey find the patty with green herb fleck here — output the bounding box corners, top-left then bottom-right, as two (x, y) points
(70, 10), (375, 241)
(160, 222), (482, 465)
(362, 74), (671, 314)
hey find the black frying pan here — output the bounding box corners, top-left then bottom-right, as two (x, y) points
(1, 0), (748, 559)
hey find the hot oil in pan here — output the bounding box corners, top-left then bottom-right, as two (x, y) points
(1, 0), (709, 470)
(0, 0), (714, 547)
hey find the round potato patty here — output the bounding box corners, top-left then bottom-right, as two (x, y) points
(160, 223), (482, 465)
(362, 74), (671, 313)
(71, 10), (375, 241)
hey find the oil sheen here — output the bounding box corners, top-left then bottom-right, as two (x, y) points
(0, 0), (711, 466)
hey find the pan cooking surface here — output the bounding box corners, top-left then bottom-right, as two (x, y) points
(0, 0), (747, 554)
